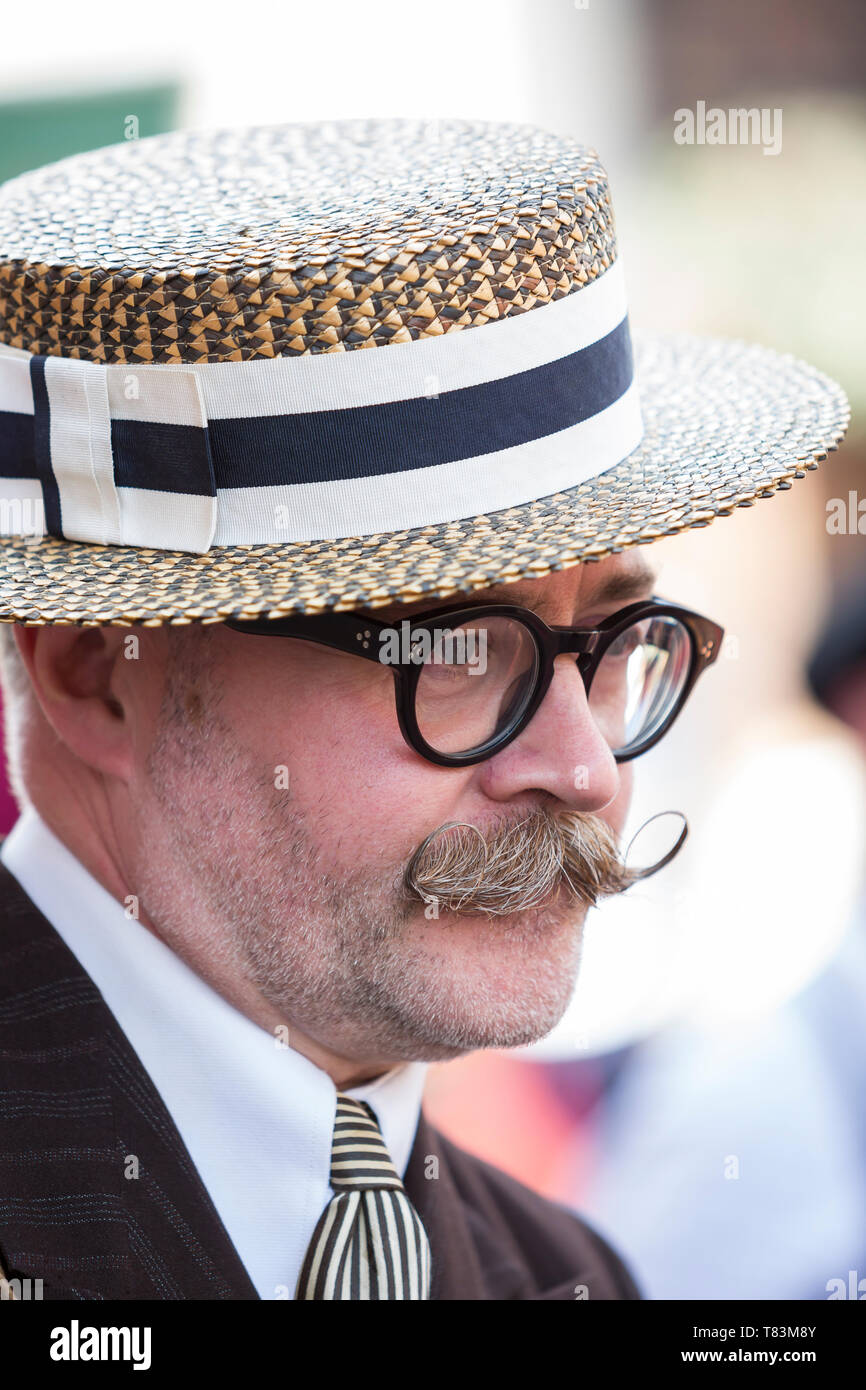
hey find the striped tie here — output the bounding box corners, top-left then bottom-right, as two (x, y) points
(295, 1093), (432, 1300)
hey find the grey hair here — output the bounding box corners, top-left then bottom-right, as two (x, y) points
(403, 807), (638, 918)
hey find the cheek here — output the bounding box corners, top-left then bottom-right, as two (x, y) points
(227, 653), (470, 867)
(308, 754), (466, 870)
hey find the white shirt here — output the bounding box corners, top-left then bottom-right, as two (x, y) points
(0, 806), (428, 1300)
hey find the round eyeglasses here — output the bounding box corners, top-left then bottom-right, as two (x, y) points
(225, 597), (723, 768)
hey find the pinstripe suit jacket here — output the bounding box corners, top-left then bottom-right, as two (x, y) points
(0, 857), (640, 1301)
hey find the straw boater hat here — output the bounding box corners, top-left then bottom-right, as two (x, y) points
(0, 118), (850, 627)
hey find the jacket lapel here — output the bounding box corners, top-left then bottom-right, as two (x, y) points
(404, 1110), (640, 1300)
(403, 1112), (489, 1299)
(406, 1112), (557, 1299)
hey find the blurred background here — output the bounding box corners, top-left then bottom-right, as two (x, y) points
(0, 0), (864, 1299)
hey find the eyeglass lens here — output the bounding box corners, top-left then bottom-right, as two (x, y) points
(412, 613), (693, 758)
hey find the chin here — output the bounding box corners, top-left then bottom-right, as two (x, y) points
(406, 985), (577, 1058)
(392, 900), (586, 1054)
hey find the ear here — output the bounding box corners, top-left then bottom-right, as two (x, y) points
(13, 625), (137, 782)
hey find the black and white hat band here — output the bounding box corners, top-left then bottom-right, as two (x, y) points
(0, 260), (640, 554)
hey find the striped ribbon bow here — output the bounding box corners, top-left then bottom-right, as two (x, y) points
(296, 1093), (432, 1300)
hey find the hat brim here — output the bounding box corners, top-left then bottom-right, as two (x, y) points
(0, 333), (850, 626)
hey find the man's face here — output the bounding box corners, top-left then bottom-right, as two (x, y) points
(128, 550), (654, 1067)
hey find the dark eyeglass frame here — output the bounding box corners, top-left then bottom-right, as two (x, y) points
(225, 597), (724, 769)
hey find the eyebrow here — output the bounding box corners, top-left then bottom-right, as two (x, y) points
(586, 562), (658, 607)
(357, 561), (658, 623)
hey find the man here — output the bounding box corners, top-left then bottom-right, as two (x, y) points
(0, 117), (848, 1300)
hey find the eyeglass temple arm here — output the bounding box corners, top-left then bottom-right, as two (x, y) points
(224, 611), (390, 663)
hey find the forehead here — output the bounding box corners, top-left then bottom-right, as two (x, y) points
(360, 550), (657, 622)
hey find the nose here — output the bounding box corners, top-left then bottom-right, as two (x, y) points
(476, 653), (621, 811)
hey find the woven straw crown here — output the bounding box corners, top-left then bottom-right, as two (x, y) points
(0, 119), (617, 363)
